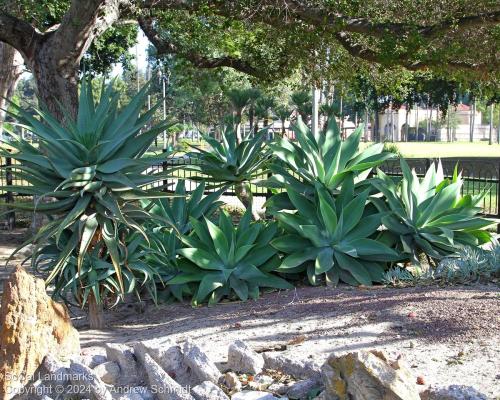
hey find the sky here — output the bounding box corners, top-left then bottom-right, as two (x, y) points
(21, 30), (151, 80)
(111, 30), (151, 77)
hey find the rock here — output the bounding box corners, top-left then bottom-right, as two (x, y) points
(191, 381), (229, 400)
(0, 267), (80, 400)
(105, 343), (142, 386)
(133, 338), (194, 386)
(142, 353), (193, 400)
(94, 361), (121, 385)
(263, 351), (322, 382)
(231, 391), (279, 400)
(69, 361), (112, 400)
(182, 341), (222, 385)
(112, 387), (154, 400)
(421, 385), (488, 400)
(227, 340), (264, 375)
(267, 382), (290, 395)
(322, 350), (420, 400)
(222, 371), (242, 392)
(37, 354), (70, 385)
(82, 354), (108, 369)
(251, 374), (274, 390)
(286, 379), (323, 400)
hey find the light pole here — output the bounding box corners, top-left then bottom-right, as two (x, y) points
(158, 67), (170, 151)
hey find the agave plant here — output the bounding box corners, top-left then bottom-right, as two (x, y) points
(0, 80), (172, 328)
(144, 179), (224, 268)
(187, 127), (269, 218)
(33, 231), (162, 309)
(372, 159), (493, 264)
(270, 180), (400, 286)
(267, 115), (394, 201)
(169, 210), (293, 305)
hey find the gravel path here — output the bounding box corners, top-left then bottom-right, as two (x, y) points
(77, 284), (500, 398)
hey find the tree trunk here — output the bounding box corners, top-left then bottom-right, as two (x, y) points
(0, 43), (24, 136)
(249, 106), (255, 134)
(235, 181), (259, 220)
(29, 46), (79, 121)
(88, 292), (105, 329)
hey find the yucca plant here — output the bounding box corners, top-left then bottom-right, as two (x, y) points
(187, 127), (269, 219)
(270, 180), (400, 286)
(372, 159), (494, 265)
(0, 80), (173, 328)
(267, 115), (394, 201)
(169, 210), (293, 305)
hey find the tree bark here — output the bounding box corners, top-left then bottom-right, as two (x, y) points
(235, 181), (260, 220)
(0, 1), (123, 121)
(0, 43), (24, 136)
(88, 292), (105, 329)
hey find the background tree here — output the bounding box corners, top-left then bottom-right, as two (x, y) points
(1, 0), (498, 122)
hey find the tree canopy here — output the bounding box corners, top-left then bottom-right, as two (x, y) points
(0, 0), (498, 119)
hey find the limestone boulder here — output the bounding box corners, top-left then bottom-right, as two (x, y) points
(0, 267), (80, 400)
(227, 340), (264, 375)
(322, 350), (420, 400)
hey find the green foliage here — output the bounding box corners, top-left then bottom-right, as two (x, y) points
(145, 180), (224, 268)
(267, 115), (394, 197)
(382, 142), (402, 158)
(1, 80), (172, 306)
(169, 210), (292, 305)
(433, 245), (500, 283)
(291, 90), (312, 121)
(372, 160), (494, 264)
(384, 241), (500, 286)
(188, 127), (269, 186)
(271, 182), (400, 286)
(34, 232), (162, 306)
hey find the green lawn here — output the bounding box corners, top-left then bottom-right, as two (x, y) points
(362, 141), (500, 158)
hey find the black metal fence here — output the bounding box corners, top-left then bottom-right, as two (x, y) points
(1, 155), (499, 229)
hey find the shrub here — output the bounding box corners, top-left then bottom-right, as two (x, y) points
(266, 115), (394, 211)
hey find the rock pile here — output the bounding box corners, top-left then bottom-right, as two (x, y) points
(8, 336), (491, 400)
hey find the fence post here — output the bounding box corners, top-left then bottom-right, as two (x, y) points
(6, 154), (15, 230)
(497, 160), (500, 234)
(162, 149), (169, 192)
(265, 171), (273, 202)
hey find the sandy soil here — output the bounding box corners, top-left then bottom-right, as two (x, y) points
(77, 284), (500, 398)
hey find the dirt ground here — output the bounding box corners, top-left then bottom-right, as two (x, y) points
(77, 284), (500, 398)
(1, 229), (499, 397)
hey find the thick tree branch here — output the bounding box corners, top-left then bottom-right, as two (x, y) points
(144, 0), (500, 39)
(138, 16), (261, 76)
(334, 32), (496, 73)
(285, 1), (500, 39)
(48, 0), (125, 77)
(0, 12), (41, 60)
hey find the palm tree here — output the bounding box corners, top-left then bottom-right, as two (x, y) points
(273, 105), (292, 135)
(291, 90), (312, 122)
(255, 96), (275, 136)
(246, 88), (261, 134)
(226, 88), (253, 142)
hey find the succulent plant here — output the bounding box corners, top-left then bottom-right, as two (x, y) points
(169, 210), (292, 305)
(270, 179), (400, 286)
(372, 159), (494, 264)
